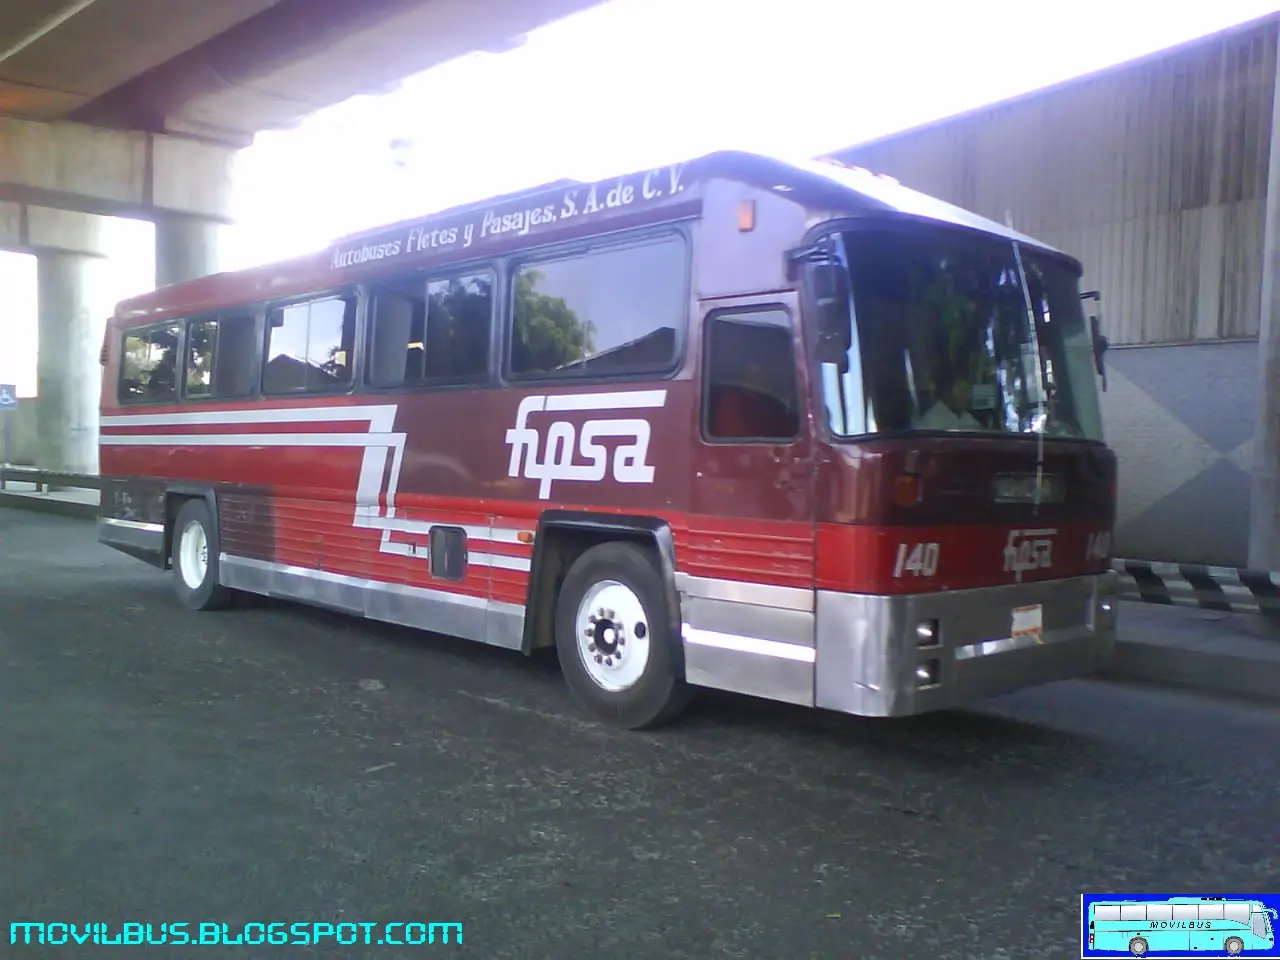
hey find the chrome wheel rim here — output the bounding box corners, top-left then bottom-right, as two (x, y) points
(575, 579), (651, 692)
(178, 520), (208, 589)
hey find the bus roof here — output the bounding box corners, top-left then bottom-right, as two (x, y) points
(115, 149), (1073, 327)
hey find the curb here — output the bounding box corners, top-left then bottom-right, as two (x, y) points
(0, 492), (98, 521)
(1102, 633), (1280, 707)
(1113, 559), (1280, 615)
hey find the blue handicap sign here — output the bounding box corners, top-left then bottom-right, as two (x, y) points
(0, 385), (16, 408)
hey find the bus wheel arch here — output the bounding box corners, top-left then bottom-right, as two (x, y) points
(553, 538), (692, 729)
(522, 513), (683, 665)
(1226, 936), (1244, 956)
(1128, 936), (1148, 957)
(169, 496), (234, 612)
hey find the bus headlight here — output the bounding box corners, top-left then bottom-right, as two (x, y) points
(916, 620), (939, 646)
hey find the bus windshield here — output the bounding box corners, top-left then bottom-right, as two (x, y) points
(819, 225), (1105, 442)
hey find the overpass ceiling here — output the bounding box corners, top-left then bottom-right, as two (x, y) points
(0, 0), (605, 146)
(0, 0), (280, 119)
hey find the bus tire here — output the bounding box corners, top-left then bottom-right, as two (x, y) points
(1226, 936), (1244, 956)
(1128, 937), (1148, 957)
(171, 498), (234, 612)
(554, 540), (691, 730)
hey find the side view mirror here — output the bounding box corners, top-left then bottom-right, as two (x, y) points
(1082, 290), (1108, 392)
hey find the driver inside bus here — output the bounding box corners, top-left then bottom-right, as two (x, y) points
(916, 371), (981, 431)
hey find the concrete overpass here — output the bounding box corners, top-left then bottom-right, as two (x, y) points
(0, 0), (606, 472)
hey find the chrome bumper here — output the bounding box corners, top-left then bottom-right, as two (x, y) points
(815, 572), (1118, 717)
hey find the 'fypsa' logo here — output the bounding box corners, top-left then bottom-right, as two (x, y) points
(505, 390), (667, 500)
(1003, 527), (1056, 582)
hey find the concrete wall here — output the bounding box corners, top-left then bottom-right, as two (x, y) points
(829, 16), (1280, 566)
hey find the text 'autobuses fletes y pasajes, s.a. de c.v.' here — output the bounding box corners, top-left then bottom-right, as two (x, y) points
(329, 164), (690, 271)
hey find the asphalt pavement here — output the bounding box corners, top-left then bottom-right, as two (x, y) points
(1, 508), (1277, 960)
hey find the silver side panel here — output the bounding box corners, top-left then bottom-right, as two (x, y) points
(219, 554), (526, 650)
(98, 517), (165, 553)
(815, 573), (1118, 717)
(675, 572), (816, 706)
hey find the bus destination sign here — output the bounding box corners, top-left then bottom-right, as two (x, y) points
(329, 164), (692, 271)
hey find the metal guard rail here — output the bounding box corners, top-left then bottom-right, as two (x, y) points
(0, 465), (1275, 617)
(0, 464), (100, 492)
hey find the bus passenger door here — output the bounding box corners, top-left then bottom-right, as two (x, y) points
(686, 294), (817, 705)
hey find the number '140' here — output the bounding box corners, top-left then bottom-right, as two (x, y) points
(893, 542), (940, 578)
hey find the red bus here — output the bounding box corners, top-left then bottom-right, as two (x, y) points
(98, 151), (1118, 729)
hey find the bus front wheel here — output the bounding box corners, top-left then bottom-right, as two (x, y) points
(554, 540), (691, 730)
(1226, 936), (1244, 956)
(171, 498), (234, 612)
(1128, 937), (1148, 957)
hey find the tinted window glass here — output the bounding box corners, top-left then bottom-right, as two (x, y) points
(369, 273), (491, 387)
(705, 310), (800, 442)
(424, 275), (490, 380)
(119, 322), (180, 403)
(821, 228), (1104, 442)
(263, 295), (357, 394)
(186, 314), (257, 399)
(509, 234), (685, 378)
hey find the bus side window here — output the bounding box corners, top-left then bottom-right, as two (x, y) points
(508, 235), (685, 380)
(185, 314), (256, 400)
(703, 308), (801, 443)
(119, 322), (180, 404)
(368, 272), (492, 387)
(368, 278), (426, 387)
(263, 294), (357, 394)
(424, 274), (491, 383)
(1225, 903), (1251, 925)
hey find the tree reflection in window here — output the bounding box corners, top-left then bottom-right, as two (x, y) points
(509, 235), (685, 378)
(186, 320), (216, 397)
(511, 269), (595, 374)
(424, 275), (491, 380)
(119, 323), (180, 403)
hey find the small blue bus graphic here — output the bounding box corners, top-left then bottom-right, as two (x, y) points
(1088, 897), (1277, 956)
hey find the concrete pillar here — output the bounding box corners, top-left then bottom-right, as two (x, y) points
(155, 214), (223, 287)
(1250, 23), (1280, 573)
(5, 205), (113, 477)
(35, 251), (107, 475)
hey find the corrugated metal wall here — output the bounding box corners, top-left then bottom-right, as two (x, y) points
(830, 17), (1280, 566)
(833, 17), (1278, 346)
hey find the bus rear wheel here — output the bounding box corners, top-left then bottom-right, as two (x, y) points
(554, 541), (691, 730)
(1128, 937), (1148, 957)
(1226, 936), (1244, 956)
(171, 498), (234, 612)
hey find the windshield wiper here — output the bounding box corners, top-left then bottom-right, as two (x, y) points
(1009, 237), (1048, 513)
